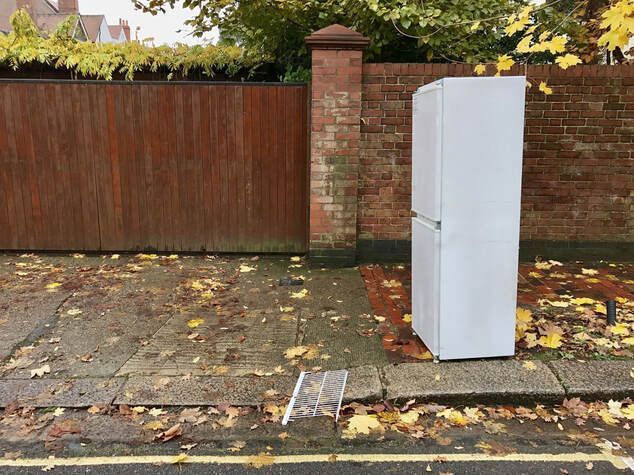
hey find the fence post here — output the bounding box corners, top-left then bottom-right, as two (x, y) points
(305, 24), (370, 266)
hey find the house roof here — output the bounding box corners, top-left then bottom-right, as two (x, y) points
(108, 24), (123, 40)
(81, 14), (106, 42)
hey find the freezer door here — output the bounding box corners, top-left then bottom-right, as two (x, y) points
(411, 218), (440, 356)
(412, 84), (442, 221)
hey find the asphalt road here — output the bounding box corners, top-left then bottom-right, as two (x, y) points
(0, 460), (626, 474)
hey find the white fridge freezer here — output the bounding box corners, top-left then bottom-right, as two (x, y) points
(411, 76), (526, 360)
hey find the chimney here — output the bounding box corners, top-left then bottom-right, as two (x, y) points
(120, 19), (131, 41)
(57, 0), (79, 14)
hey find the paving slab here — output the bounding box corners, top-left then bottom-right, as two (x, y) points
(343, 365), (383, 402)
(0, 378), (123, 407)
(548, 360), (634, 400)
(0, 290), (69, 361)
(115, 376), (296, 406)
(383, 360), (565, 404)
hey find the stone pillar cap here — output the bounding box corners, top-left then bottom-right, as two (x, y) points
(305, 24), (370, 50)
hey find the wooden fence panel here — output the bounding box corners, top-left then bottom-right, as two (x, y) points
(0, 81), (309, 253)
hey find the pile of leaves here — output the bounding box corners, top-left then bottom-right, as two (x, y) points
(0, 10), (259, 81)
(341, 398), (634, 443)
(516, 261), (634, 359)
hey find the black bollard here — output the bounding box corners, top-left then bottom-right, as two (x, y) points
(606, 299), (617, 326)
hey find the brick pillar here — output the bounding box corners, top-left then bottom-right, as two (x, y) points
(305, 24), (369, 266)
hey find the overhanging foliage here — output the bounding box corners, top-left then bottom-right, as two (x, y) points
(0, 10), (260, 80)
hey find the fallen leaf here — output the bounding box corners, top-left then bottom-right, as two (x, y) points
(149, 408), (167, 417)
(582, 268), (599, 276)
(239, 265), (256, 273)
(342, 415), (384, 438)
(402, 314), (412, 323)
(475, 440), (516, 456)
(143, 420), (165, 431)
(52, 408), (65, 417)
(284, 346), (309, 359)
(290, 288), (309, 299)
(66, 308), (82, 316)
(538, 333), (563, 349)
(46, 283), (62, 292)
(228, 440), (246, 453)
(187, 318), (204, 329)
(30, 364), (51, 378)
(523, 361), (537, 370)
(48, 419), (81, 438)
(155, 424), (182, 442)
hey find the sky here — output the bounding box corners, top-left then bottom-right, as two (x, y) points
(78, 0), (216, 45)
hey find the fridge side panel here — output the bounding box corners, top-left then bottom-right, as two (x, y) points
(438, 76), (525, 360)
(412, 85), (442, 220)
(411, 218), (440, 356)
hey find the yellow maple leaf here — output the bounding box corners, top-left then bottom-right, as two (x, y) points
(342, 414), (384, 438)
(137, 253), (158, 260)
(399, 411), (420, 425)
(437, 408), (470, 426)
(516, 308), (533, 324)
(528, 271), (541, 278)
(523, 361), (537, 370)
(539, 82), (553, 95)
(594, 303), (607, 314)
(402, 314), (412, 323)
(537, 333), (563, 349)
(187, 318), (204, 329)
(546, 35), (568, 53)
(515, 35), (533, 53)
(598, 408), (619, 425)
(144, 420), (165, 431)
(611, 323), (630, 336)
(622, 404), (634, 420)
(474, 64), (486, 75)
(46, 282), (62, 291)
(290, 288), (309, 299)
(283, 345), (309, 359)
(622, 337), (634, 346)
(524, 332), (538, 348)
(504, 7), (532, 36)
(535, 261), (552, 270)
(555, 54), (581, 70)
(598, 0), (634, 50)
(496, 54), (515, 73)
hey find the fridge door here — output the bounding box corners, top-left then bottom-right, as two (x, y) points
(436, 77), (525, 360)
(411, 217), (440, 356)
(412, 82), (442, 221)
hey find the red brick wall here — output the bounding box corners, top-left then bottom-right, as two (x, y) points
(359, 63), (634, 244)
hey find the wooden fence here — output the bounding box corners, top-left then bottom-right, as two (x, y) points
(0, 80), (309, 252)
